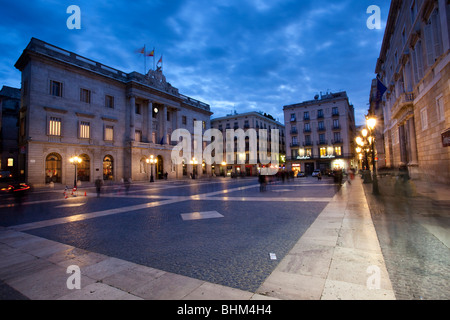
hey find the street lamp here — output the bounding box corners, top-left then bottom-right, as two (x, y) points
(146, 155), (157, 182)
(366, 116), (379, 195)
(69, 156), (82, 189)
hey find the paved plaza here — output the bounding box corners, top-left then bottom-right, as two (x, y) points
(0, 175), (448, 300)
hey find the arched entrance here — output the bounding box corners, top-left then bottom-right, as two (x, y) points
(103, 155), (114, 181)
(77, 154), (90, 182)
(45, 153), (62, 184)
(156, 155), (163, 179)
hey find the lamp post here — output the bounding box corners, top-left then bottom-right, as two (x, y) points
(69, 156), (82, 189)
(146, 155), (157, 183)
(366, 117), (379, 195)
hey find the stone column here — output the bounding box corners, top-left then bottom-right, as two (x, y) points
(147, 101), (153, 144)
(129, 95), (136, 141)
(162, 105), (168, 145)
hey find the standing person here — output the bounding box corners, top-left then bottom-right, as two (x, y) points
(124, 178), (131, 195)
(317, 171), (322, 181)
(95, 177), (103, 198)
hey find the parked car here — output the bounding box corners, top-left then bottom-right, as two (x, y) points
(312, 169), (321, 177)
(297, 171), (306, 178)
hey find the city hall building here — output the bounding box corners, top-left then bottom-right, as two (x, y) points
(284, 92), (357, 176)
(14, 38), (213, 187)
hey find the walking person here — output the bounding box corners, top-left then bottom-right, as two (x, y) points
(95, 177), (103, 198)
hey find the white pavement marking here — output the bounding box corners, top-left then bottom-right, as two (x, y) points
(181, 211), (224, 221)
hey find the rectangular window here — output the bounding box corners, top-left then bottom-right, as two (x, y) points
(105, 95), (114, 109)
(182, 116), (187, 125)
(135, 130), (142, 142)
(319, 134), (326, 144)
(332, 107), (339, 116)
(80, 88), (91, 103)
(334, 132), (341, 143)
(135, 103), (142, 115)
(320, 147), (327, 158)
(50, 80), (63, 97)
(421, 108), (428, 130)
(79, 121), (90, 139)
(317, 109), (324, 118)
(303, 112), (310, 120)
(436, 95), (444, 122)
(304, 123), (310, 132)
(105, 125), (114, 141)
(333, 119), (340, 129)
(318, 121), (325, 131)
(290, 113), (296, 122)
(335, 146), (342, 156)
(7, 158), (13, 167)
(48, 117), (62, 136)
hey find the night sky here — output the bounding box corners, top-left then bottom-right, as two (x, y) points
(0, 0), (391, 125)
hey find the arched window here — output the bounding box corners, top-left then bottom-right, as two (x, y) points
(103, 155), (114, 181)
(78, 154), (90, 182)
(45, 153), (62, 184)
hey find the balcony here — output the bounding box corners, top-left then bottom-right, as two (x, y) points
(332, 125), (341, 130)
(317, 140), (328, 146)
(290, 142), (300, 148)
(332, 139), (343, 144)
(391, 92), (415, 120)
(290, 129), (298, 135)
(290, 117), (297, 123)
(303, 142), (313, 147)
(303, 128), (311, 133)
(332, 111), (340, 117)
(317, 127), (326, 132)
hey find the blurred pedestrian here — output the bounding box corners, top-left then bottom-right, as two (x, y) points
(95, 177), (103, 197)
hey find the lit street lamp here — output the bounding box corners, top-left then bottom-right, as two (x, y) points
(366, 116), (379, 195)
(146, 155), (157, 183)
(69, 156), (82, 189)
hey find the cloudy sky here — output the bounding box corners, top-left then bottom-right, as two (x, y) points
(0, 0), (390, 125)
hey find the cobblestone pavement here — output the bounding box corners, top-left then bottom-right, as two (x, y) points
(363, 176), (450, 300)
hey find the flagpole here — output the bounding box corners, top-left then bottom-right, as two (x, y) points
(144, 45), (147, 74)
(153, 47), (155, 71)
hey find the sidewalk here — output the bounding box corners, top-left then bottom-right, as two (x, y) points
(0, 178), (395, 300)
(364, 176), (450, 300)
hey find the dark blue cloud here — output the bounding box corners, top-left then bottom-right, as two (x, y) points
(0, 0), (390, 125)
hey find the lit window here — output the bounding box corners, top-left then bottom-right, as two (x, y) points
(7, 158), (13, 167)
(320, 147), (327, 158)
(48, 117), (62, 136)
(105, 125), (114, 141)
(335, 147), (342, 156)
(79, 121), (90, 139)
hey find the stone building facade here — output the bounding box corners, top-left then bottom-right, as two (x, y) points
(14, 38), (212, 187)
(210, 112), (286, 176)
(283, 92), (357, 176)
(0, 86), (21, 178)
(375, 0), (449, 183)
